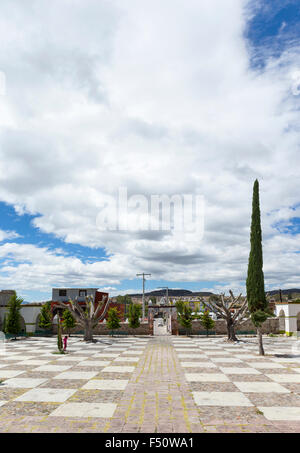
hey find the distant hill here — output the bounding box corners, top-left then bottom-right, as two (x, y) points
(127, 289), (213, 298)
(267, 289), (300, 297)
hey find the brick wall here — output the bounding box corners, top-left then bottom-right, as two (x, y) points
(54, 322), (153, 336)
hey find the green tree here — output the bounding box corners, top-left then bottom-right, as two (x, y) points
(62, 309), (76, 336)
(175, 300), (185, 315)
(200, 310), (215, 337)
(128, 303), (142, 329)
(246, 180), (273, 355)
(2, 314), (7, 333)
(107, 307), (121, 336)
(38, 301), (53, 331)
(5, 292), (23, 339)
(117, 295), (133, 318)
(177, 303), (193, 335)
(57, 317), (63, 352)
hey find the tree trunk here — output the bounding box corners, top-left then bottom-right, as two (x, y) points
(84, 322), (93, 342)
(257, 328), (264, 356)
(227, 319), (238, 342)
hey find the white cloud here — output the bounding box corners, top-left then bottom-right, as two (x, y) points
(0, 230), (20, 242)
(0, 0), (299, 297)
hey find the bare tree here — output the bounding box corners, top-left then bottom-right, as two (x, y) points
(206, 291), (249, 342)
(56, 295), (110, 342)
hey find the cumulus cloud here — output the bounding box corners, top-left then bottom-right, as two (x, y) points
(0, 0), (299, 297)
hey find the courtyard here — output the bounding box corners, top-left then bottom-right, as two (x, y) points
(0, 335), (300, 432)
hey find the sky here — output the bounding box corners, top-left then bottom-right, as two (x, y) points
(0, 0), (300, 301)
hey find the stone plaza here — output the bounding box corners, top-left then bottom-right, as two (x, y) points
(1, 335), (300, 432)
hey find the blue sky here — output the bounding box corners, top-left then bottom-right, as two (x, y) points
(0, 0), (299, 301)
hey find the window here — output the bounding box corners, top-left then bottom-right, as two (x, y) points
(59, 289), (67, 297)
(79, 290), (87, 297)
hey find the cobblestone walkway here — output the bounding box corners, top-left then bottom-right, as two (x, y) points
(108, 337), (202, 433)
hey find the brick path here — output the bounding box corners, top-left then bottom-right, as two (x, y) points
(108, 337), (202, 433)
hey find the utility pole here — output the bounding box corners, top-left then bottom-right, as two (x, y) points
(136, 273), (151, 320)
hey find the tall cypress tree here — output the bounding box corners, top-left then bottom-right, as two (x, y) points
(246, 180), (272, 355)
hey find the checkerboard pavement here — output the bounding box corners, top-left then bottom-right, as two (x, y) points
(1, 335), (300, 432)
(174, 336), (300, 432)
(0, 336), (149, 432)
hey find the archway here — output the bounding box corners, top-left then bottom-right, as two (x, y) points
(279, 309), (285, 333)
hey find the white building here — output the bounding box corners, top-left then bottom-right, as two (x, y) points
(275, 301), (300, 335)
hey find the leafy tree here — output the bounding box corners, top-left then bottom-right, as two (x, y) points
(62, 309), (76, 336)
(57, 317), (63, 352)
(5, 292), (23, 339)
(38, 301), (53, 331)
(117, 295), (133, 318)
(200, 310), (215, 337)
(107, 307), (121, 336)
(177, 303), (193, 335)
(246, 180), (273, 355)
(175, 300), (185, 315)
(128, 303), (142, 329)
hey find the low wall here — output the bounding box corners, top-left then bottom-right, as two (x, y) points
(53, 322), (153, 336)
(176, 317), (279, 335)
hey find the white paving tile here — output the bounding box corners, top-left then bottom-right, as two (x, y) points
(181, 362), (217, 368)
(185, 373), (230, 382)
(82, 379), (128, 390)
(193, 391), (253, 407)
(1, 378), (48, 388)
(234, 382), (290, 393)
(15, 388), (77, 402)
(122, 350), (143, 355)
(113, 357), (139, 363)
(49, 402), (117, 418)
(220, 367), (261, 375)
(101, 366), (135, 373)
(248, 362), (285, 369)
(34, 365), (73, 372)
(258, 406), (300, 421)
(77, 361), (111, 367)
(0, 370), (25, 378)
(265, 374), (300, 383)
(55, 356), (91, 362)
(18, 360), (51, 366)
(54, 371), (99, 380)
(211, 358), (242, 363)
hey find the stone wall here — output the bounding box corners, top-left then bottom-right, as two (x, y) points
(176, 317), (279, 335)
